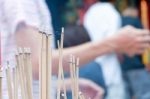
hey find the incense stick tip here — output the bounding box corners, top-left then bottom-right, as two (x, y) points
(61, 27), (64, 33)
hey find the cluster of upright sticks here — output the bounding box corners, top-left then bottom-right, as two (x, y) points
(5, 48), (33, 99)
(3, 27), (86, 99)
(69, 55), (85, 99)
(39, 28), (52, 99)
(56, 28), (85, 99)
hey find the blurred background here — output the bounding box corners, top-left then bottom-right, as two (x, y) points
(47, 0), (150, 41)
(47, 0), (150, 99)
(1, 0), (150, 99)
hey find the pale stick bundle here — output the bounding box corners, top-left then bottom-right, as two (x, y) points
(55, 27), (86, 99)
(5, 48), (33, 99)
(69, 55), (81, 99)
(39, 29), (52, 99)
(0, 67), (2, 99)
(17, 48), (33, 99)
(4, 27), (87, 99)
(5, 62), (13, 99)
(57, 28), (67, 99)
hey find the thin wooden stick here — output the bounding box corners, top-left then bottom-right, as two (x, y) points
(40, 33), (47, 99)
(17, 48), (26, 99)
(6, 62), (13, 99)
(60, 27), (67, 99)
(69, 55), (74, 99)
(39, 31), (44, 99)
(75, 58), (79, 99)
(72, 56), (76, 99)
(13, 67), (18, 99)
(57, 27), (67, 99)
(0, 67), (2, 99)
(39, 30), (52, 99)
(21, 48), (28, 99)
(47, 34), (52, 99)
(57, 41), (62, 99)
(24, 48), (33, 99)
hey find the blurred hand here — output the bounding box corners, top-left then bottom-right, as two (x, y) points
(112, 25), (150, 56)
(79, 78), (104, 99)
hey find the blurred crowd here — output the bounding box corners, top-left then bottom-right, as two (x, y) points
(0, 0), (150, 99)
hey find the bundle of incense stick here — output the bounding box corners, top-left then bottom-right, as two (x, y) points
(69, 55), (80, 99)
(57, 28), (67, 99)
(18, 48), (33, 99)
(4, 27), (87, 99)
(5, 62), (14, 99)
(5, 47), (34, 99)
(0, 67), (2, 99)
(39, 29), (52, 99)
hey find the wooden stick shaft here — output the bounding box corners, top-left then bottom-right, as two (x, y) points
(13, 67), (18, 99)
(20, 51), (28, 99)
(16, 52), (26, 99)
(76, 58), (79, 99)
(72, 56), (76, 99)
(39, 33), (43, 99)
(39, 33), (52, 99)
(24, 48), (33, 99)
(6, 67), (13, 99)
(57, 41), (62, 99)
(47, 35), (52, 99)
(69, 56), (74, 99)
(60, 30), (67, 99)
(40, 34), (47, 99)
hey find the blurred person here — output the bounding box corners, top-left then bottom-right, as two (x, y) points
(121, 7), (144, 71)
(121, 6), (150, 98)
(122, 7), (139, 18)
(83, 0), (130, 99)
(0, 0), (150, 99)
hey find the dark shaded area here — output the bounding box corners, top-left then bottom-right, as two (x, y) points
(121, 16), (144, 71)
(46, 0), (68, 45)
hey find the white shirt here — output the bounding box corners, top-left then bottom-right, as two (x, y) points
(0, 0), (56, 98)
(83, 2), (125, 91)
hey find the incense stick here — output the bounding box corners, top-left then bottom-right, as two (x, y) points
(57, 27), (67, 99)
(75, 58), (79, 99)
(39, 29), (52, 99)
(13, 67), (18, 99)
(40, 33), (47, 99)
(17, 48), (26, 99)
(24, 48), (33, 99)
(47, 34), (52, 99)
(6, 62), (13, 99)
(57, 41), (62, 99)
(69, 55), (74, 99)
(72, 56), (76, 99)
(60, 27), (67, 99)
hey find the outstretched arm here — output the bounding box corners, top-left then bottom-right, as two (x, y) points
(15, 25), (150, 79)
